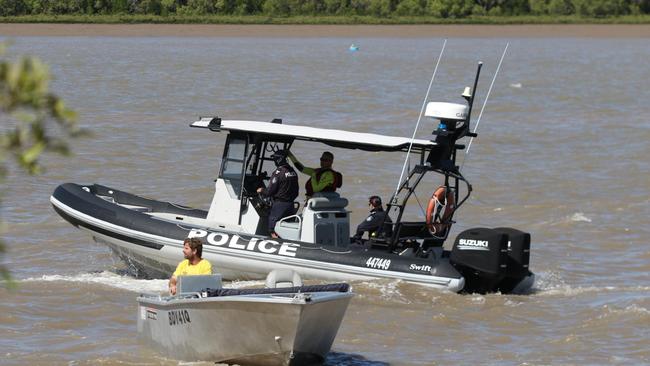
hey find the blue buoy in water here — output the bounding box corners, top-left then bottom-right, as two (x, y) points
(349, 44), (359, 52)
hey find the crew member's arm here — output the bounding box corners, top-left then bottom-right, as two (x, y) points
(352, 226), (364, 241)
(356, 213), (382, 238)
(169, 261), (184, 295)
(287, 152), (314, 175)
(258, 170), (282, 197)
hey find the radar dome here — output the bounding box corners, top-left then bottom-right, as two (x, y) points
(425, 102), (468, 121)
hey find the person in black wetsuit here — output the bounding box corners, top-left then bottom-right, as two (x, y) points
(353, 195), (392, 243)
(257, 150), (299, 238)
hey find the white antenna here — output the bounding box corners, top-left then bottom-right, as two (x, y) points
(464, 43), (509, 158)
(394, 39), (447, 197)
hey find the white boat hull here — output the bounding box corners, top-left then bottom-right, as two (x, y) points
(137, 292), (353, 365)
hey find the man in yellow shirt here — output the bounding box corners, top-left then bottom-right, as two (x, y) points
(168, 237), (212, 295)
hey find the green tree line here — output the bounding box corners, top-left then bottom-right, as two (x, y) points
(1, 0), (649, 17)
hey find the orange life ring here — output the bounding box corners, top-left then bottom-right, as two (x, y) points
(425, 186), (455, 236)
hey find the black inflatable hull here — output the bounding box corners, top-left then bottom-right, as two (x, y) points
(51, 183), (476, 291)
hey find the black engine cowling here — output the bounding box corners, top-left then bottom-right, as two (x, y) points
(450, 227), (532, 294)
(494, 227), (530, 277)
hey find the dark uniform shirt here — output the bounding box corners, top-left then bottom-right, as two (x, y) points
(262, 164), (299, 202)
(354, 208), (392, 240)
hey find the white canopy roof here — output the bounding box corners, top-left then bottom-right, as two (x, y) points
(191, 118), (436, 152)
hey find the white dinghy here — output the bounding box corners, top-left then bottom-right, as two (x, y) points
(137, 270), (353, 365)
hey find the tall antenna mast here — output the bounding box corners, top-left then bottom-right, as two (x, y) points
(461, 43), (509, 171)
(393, 39), (447, 197)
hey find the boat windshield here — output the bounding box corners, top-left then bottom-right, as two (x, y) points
(219, 135), (247, 198)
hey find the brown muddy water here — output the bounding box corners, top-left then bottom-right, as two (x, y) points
(0, 36), (649, 365)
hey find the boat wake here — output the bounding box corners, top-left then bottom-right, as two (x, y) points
(536, 284), (650, 296)
(352, 272), (650, 303)
(22, 271), (265, 293)
(355, 279), (413, 304)
(530, 270), (650, 296)
(23, 271), (169, 293)
(569, 212), (592, 223)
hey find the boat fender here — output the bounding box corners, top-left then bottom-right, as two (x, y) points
(425, 186), (455, 237)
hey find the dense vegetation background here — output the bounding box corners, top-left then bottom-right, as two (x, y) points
(1, 0), (649, 18)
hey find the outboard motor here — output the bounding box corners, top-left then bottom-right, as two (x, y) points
(493, 227), (532, 293)
(450, 227), (532, 293)
(450, 228), (508, 293)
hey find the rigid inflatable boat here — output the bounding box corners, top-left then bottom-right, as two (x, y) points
(51, 67), (534, 294)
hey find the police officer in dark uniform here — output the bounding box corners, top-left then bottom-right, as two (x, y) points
(353, 196), (392, 243)
(257, 150), (299, 237)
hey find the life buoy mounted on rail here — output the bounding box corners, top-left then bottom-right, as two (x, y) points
(425, 186), (456, 238)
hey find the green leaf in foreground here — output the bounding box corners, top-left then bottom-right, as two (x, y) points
(1, 43), (86, 288)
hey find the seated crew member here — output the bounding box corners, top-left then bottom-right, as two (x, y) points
(168, 237), (212, 295)
(288, 151), (342, 199)
(257, 150), (299, 238)
(352, 196), (392, 242)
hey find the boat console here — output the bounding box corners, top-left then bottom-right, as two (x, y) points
(275, 192), (350, 248)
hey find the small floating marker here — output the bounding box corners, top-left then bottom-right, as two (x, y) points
(349, 44), (359, 52)
(509, 82), (522, 88)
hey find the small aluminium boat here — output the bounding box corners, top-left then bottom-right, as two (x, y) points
(137, 270), (353, 365)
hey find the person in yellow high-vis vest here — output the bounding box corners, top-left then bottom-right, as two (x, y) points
(288, 151), (342, 199)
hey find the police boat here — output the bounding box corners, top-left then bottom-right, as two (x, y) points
(138, 269), (353, 365)
(51, 69), (534, 294)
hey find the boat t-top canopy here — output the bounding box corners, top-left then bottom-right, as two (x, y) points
(191, 117), (436, 152)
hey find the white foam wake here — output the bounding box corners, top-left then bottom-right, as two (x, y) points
(529, 271), (650, 296)
(570, 212), (592, 222)
(598, 304), (650, 318)
(356, 279), (413, 304)
(24, 271), (169, 293)
(23, 271), (266, 293)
